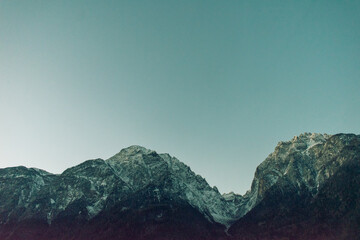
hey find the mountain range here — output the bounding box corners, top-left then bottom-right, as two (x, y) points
(0, 133), (359, 240)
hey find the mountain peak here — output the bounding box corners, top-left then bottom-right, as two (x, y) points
(107, 145), (157, 163)
(291, 132), (330, 145)
(118, 145), (154, 155)
(124, 145), (152, 152)
(272, 133), (330, 158)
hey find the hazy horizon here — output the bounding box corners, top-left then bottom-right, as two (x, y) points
(1, 0), (359, 194)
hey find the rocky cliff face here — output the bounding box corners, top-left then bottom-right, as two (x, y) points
(239, 133), (331, 213)
(0, 133), (359, 240)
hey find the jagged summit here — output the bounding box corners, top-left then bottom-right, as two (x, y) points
(118, 144), (154, 155)
(277, 132), (330, 151)
(107, 145), (155, 161)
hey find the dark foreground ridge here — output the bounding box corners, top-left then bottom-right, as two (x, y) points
(0, 133), (359, 240)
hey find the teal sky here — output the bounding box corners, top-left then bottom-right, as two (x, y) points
(1, 0), (359, 194)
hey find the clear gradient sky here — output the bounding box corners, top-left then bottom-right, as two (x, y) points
(0, 0), (359, 194)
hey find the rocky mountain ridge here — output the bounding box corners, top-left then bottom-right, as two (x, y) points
(0, 133), (359, 240)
